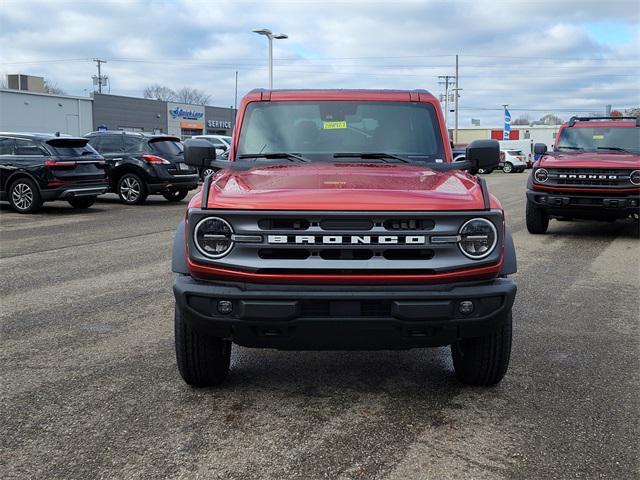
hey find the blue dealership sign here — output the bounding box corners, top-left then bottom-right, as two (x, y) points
(503, 108), (511, 140)
(169, 106), (204, 120)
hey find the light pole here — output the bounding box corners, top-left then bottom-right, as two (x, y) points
(253, 28), (288, 89)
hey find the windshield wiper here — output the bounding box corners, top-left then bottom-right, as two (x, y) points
(597, 147), (632, 153)
(333, 152), (411, 163)
(556, 146), (583, 151)
(238, 152), (310, 162)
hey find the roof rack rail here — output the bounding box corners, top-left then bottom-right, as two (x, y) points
(567, 116), (639, 127)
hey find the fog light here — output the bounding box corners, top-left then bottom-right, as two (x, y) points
(217, 300), (233, 315)
(459, 300), (474, 315)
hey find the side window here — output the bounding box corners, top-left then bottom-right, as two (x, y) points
(86, 136), (102, 152)
(96, 135), (124, 153)
(14, 139), (47, 156)
(123, 136), (142, 152)
(0, 137), (15, 155)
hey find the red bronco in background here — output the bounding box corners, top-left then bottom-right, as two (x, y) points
(526, 116), (640, 233)
(172, 89), (517, 387)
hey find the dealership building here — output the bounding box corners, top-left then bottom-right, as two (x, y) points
(0, 87), (235, 138)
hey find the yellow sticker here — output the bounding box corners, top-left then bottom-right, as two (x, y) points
(323, 121), (347, 129)
(593, 135), (604, 140)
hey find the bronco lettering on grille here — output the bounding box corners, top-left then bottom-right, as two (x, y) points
(267, 235), (427, 245)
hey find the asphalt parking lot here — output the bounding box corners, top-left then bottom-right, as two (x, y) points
(1, 173), (638, 480)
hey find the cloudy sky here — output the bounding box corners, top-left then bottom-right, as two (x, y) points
(1, 0), (638, 126)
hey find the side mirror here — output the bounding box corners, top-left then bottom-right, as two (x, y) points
(534, 143), (548, 155)
(466, 139), (499, 175)
(183, 138), (216, 169)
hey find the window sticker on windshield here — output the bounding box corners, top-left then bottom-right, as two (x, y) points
(593, 135), (604, 140)
(323, 121), (347, 129)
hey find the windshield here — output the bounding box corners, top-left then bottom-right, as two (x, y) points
(236, 101), (445, 161)
(556, 126), (639, 153)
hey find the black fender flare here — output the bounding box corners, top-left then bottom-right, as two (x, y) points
(171, 220), (189, 274)
(4, 169), (41, 192)
(500, 226), (517, 275)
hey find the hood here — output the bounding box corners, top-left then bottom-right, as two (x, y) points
(198, 163), (487, 211)
(539, 151), (640, 169)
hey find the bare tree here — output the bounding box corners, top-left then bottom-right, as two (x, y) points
(43, 79), (66, 95)
(143, 84), (176, 101)
(624, 107), (640, 117)
(512, 114), (531, 126)
(538, 113), (563, 125)
(173, 87), (211, 105)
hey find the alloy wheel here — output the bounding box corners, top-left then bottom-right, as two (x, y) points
(12, 183), (33, 211)
(202, 168), (215, 178)
(120, 176), (140, 202)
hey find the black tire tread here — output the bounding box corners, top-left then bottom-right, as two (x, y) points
(526, 200), (549, 234)
(451, 309), (512, 386)
(68, 196), (97, 209)
(175, 306), (230, 387)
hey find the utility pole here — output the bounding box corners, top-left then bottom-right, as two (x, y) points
(438, 75), (456, 129)
(454, 54), (459, 144)
(93, 58), (107, 93)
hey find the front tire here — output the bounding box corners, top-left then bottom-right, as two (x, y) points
(503, 162), (513, 174)
(117, 173), (147, 205)
(175, 305), (231, 387)
(526, 200), (549, 234)
(9, 178), (42, 213)
(451, 309), (512, 386)
(162, 189), (188, 202)
(68, 196), (97, 209)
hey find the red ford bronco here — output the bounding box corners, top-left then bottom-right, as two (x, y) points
(172, 89), (517, 387)
(526, 116), (640, 233)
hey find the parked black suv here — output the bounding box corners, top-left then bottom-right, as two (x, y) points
(0, 133), (108, 213)
(85, 131), (199, 204)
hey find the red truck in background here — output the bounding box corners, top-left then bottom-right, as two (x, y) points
(526, 116), (640, 233)
(172, 89), (517, 388)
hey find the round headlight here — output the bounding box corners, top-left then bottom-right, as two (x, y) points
(534, 168), (549, 183)
(630, 170), (640, 186)
(458, 218), (498, 259)
(194, 217), (234, 258)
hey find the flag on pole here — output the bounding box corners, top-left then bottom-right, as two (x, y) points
(503, 108), (511, 140)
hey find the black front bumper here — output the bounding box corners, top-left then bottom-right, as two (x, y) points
(527, 190), (640, 218)
(173, 275), (517, 350)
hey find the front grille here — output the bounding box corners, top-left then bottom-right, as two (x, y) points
(546, 168), (634, 187)
(258, 218), (310, 230)
(188, 210), (504, 274)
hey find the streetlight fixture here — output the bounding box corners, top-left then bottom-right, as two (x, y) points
(253, 28), (288, 89)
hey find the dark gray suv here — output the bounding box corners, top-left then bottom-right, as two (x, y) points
(0, 133), (108, 213)
(85, 131), (199, 205)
